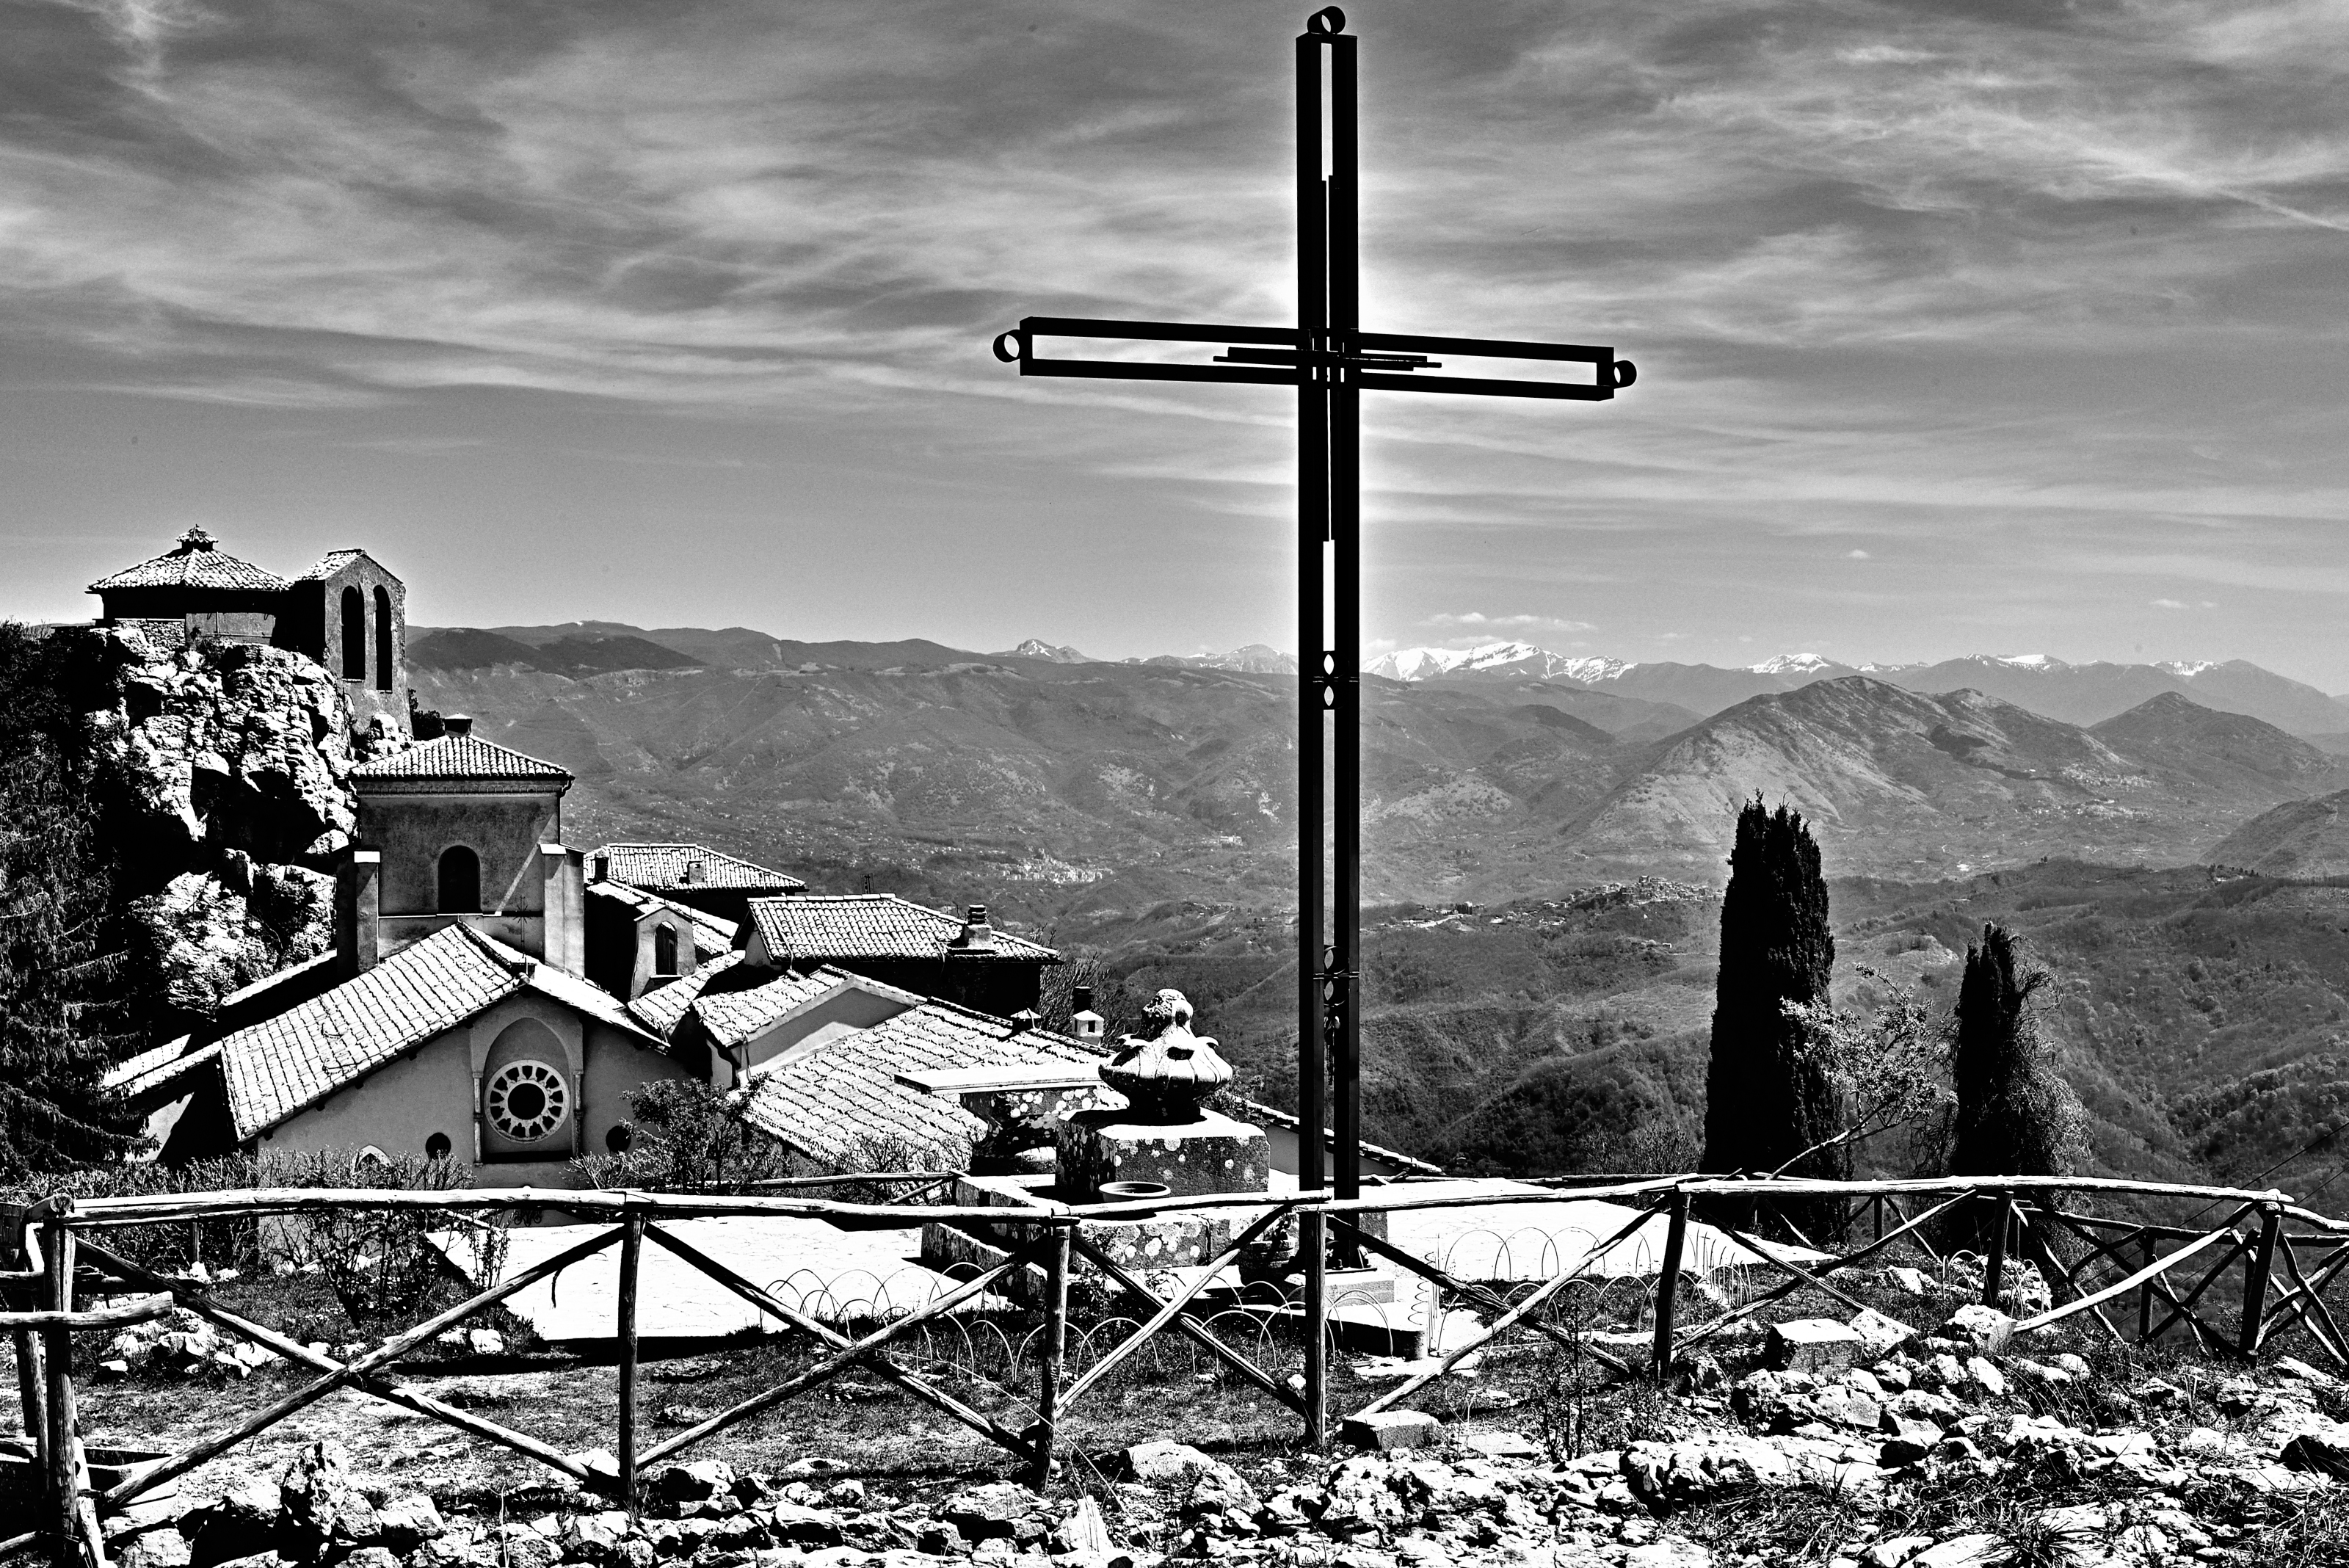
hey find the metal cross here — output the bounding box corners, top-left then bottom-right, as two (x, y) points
(992, 7), (1635, 1209)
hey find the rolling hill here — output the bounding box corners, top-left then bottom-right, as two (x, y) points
(2212, 789), (2349, 879)
(410, 624), (2349, 918)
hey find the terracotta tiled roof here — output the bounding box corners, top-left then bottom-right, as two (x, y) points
(294, 548), (377, 581)
(215, 925), (654, 1140)
(587, 882), (736, 959)
(106, 1037), (217, 1098)
(88, 528), (288, 594)
(736, 1004), (1107, 1170)
(691, 969), (892, 1053)
(628, 951), (743, 1039)
(352, 733), (572, 783)
(744, 895), (1056, 964)
(592, 843), (805, 894)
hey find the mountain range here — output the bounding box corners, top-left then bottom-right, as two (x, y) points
(1362, 642), (2349, 741)
(407, 622), (2349, 915)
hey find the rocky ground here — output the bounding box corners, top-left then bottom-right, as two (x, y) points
(72, 1281), (2349, 1568)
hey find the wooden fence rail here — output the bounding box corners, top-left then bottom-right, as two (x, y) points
(9, 1172), (2349, 1568)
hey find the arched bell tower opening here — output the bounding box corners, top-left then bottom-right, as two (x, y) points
(340, 586), (366, 678)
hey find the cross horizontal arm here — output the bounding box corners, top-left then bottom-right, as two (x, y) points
(994, 316), (1633, 398)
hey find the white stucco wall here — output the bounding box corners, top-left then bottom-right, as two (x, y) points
(258, 1000), (694, 1183)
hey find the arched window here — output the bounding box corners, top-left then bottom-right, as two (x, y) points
(437, 846), (480, 914)
(373, 585), (393, 691)
(340, 586), (365, 678)
(653, 924), (679, 977)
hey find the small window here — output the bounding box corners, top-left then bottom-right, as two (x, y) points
(340, 586), (365, 678)
(438, 846), (480, 914)
(424, 1132), (452, 1161)
(373, 584), (393, 692)
(653, 924), (679, 977)
(606, 1123), (633, 1155)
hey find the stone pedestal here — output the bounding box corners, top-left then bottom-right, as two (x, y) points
(1056, 1109), (1272, 1202)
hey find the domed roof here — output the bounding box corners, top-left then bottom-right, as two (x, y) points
(87, 527), (289, 594)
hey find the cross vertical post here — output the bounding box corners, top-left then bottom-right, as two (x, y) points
(992, 4), (1633, 1251)
(1297, 8), (1361, 1222)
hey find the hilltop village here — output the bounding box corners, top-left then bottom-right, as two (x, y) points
(76, 529), (1136, 1186)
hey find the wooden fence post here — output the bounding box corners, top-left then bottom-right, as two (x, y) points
(1028, 1220), (1071, 1488)
(1982, 1191), (2008, 1309)
(2241, 1204), (2283, 1360)
(2136, 1232), (2155, 1343)
(616, 1213), (642, 1516)
(1650, 1188), (1689, 1379)
(42, 1208), (94, 1568)
(1301, 1208), (1326, 1450)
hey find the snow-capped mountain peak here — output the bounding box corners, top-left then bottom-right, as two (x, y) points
(2160, 660), (2219, 678)
(1749, 653), (1840, 675)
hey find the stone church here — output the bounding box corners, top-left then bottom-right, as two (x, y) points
(87, 525), (410, 738)
(109, 715), (1094, 1185)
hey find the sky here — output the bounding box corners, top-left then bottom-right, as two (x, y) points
(4, 0), (2347, 687)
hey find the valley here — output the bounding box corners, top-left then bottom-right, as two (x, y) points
(406, 623), (2349, 1204)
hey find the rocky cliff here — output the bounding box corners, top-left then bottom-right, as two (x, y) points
(81, 631), (371, 1027)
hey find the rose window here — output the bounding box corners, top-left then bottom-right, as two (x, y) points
(485, 1060), (569, 1143)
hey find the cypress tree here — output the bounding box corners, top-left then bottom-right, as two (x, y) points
(1702, 798), (1840, 1222)
(1948, 922), (2076, 1181)
(0, 625), (147, 1174)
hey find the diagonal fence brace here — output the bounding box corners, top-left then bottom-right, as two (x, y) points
(1056, 1203), (1296, 1416)
(1350, 1197), (1666, 1422)
(636, 1239), (1044, 1466)
(98, 1224), (624, 1507)
(639, 1222), (1042, 1464)
(74, 1236), (603, 1503)
(1328, 1217), (1633, 1377)
(1067, 1233), (1306, 1418)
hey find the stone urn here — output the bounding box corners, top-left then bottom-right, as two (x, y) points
(1098, 989), (1232, 1123)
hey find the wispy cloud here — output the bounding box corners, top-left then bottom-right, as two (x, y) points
(1, 1), (2344, 678)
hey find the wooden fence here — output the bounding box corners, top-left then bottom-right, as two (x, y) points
(5, 1172), (2348, 1568)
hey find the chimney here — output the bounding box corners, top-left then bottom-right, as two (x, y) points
(541, 843), (585, 976)
(444, 714), (473, 737)
(683, 860), (705, 885)
(592, 854), (610, 882)
(950, 904), (998, 953)
(336, 849), (382, 977)
(1070, 983), (1104, 1045)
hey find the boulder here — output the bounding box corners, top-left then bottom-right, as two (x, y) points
(2280, 1428), (2349, 1479)
(1940, 1305), (2014, 1357)
(940, 1484), (1039, 1545)
(184, 1477), (282, 1568)
(648, 1460), (736, 1509)
(1910, 1536), (2002, 1568)
(1858, 1537), (1933, 1568)
(1765, 1318), (1865, 1373)
(374, 1494), (445, 1553)
(1622, 1542), (1713, 1567)
(1121, 1442), (1260, 1516)
(276, 1441), (380, 1561)
(1341, 1410), (1442, 1451)
(1622, 1437), (1795, 1506)
(115, 1530), (193, 1568)
(559, 1512), (631, 1564)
